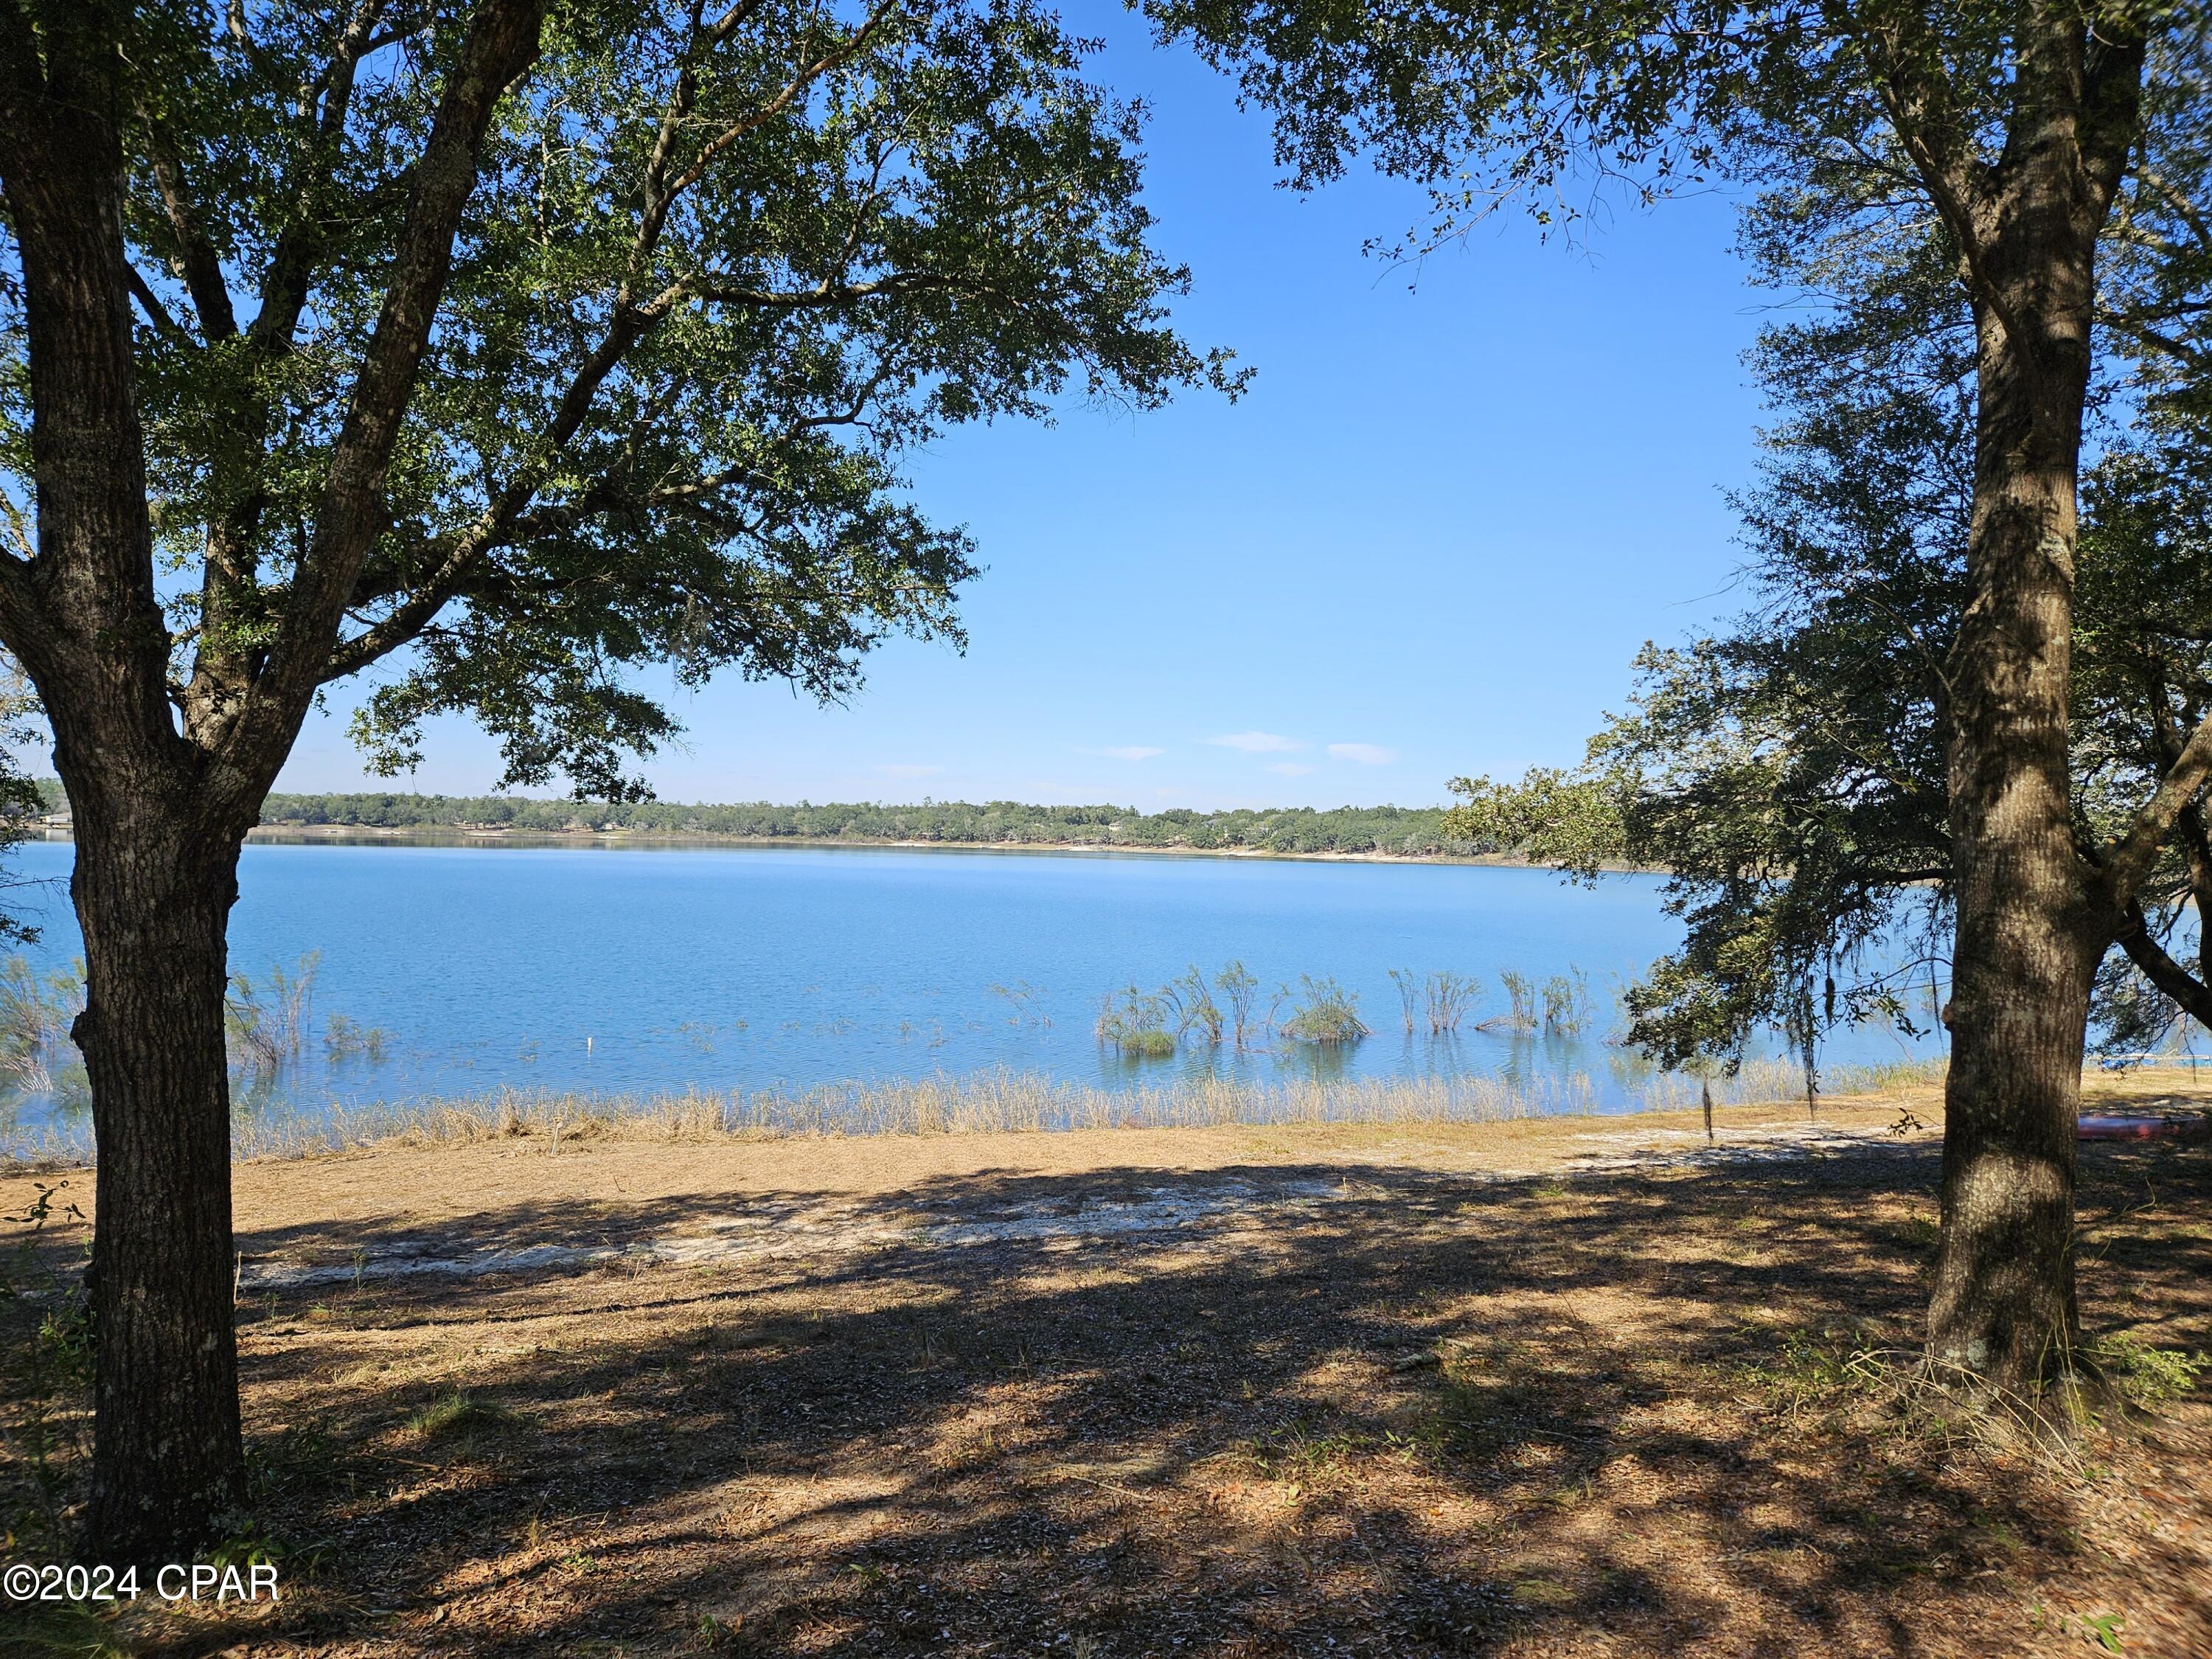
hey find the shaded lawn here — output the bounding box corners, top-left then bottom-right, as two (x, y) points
(4, 1135), (2210, 1657)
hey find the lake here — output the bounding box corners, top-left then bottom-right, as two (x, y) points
(0, 836), (1944, 1143)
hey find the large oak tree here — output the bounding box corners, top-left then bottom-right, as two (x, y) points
(1449, 187), (2212, 1093)
(0, 0), (1233, 1558)
(1155, 0), (2212, 1399)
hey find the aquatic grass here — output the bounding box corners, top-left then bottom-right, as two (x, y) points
(1486, 969), (1538, 1031)
(323, 1013), (392, 1064)
(1541, 969), (1595, 1036)
(1627, 1055), (1943, 1113)
(0, 1053), (1950, 1165)
(254, 1073), (1561, 1153)
(1388, 969), (1482, 1035)
(0, 1052), (1954, 1167)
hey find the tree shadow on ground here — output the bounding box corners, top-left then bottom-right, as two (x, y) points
(21, 1141), (2212, 1657)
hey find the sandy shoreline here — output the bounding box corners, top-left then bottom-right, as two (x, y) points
(240, 826), (1514, 863)
(10, 1071), (2202, 1262)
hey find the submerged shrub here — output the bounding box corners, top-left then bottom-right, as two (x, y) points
(1424, 970), (1481, 1034)
(1279, 975), (1371, 1044)
(1215, 960), (1262, 1049)
(1162, 966), (1224, 1045)
(226, 952), (321, 1079)
(0, 956), (86, 1105)
(1095, 985), (1178, 1056)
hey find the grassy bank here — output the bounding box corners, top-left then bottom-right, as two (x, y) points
(1, 1057), (1952, 1166)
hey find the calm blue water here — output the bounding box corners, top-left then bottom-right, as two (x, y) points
(0, 836), (1942, 1133)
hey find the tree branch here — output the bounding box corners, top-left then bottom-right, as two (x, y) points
(2103, 314), (2212, 373)
(247, 0), (406, 358)
(307, 0), (901, 686)
(2116, 619), (2212, 644)
(237, 0), (546, 765)
(1837, 9), (2046, 370)
(136, 102), (240, 340)
(124, 266), (189, 342)
(2115, 901), (2212, 1029)
(2078, 21), (2149, 219)
(2096, 704), (2212, 914)
(652, 0), (897, 213)
(0, 0), (42, 105)
(695, 269), (1008, 311)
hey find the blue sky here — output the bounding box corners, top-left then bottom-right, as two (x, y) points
(277, 4), (1771, 811)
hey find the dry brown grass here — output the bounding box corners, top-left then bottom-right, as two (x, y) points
(1, 1077), (2208, 1657)
(1, 1056), (1955, 1166)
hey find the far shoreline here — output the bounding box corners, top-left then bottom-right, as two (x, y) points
(33, 822), (1652, 872)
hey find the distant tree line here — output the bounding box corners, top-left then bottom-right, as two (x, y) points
(236, 791), (1487, 858)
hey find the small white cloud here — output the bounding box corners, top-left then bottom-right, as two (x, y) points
(1209, 731), (1304, 754)
(1326, 742), (1399, 766)
(1266, 762), (1317, 777)
(1094, 745), (1165, 761)
(877, 763), (944, 778)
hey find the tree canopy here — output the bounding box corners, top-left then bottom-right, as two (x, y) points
(1444, 147), (2212, 1072)
(3, 0), (1240, 799)
(223, 786), (1484, 854)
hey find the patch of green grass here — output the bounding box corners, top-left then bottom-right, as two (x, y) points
(1509, 1576), (1576, 1609)
(2030, 1606), (2127, 1653)
(1731, 1326), (1891, 1422)
(0, 1598), (133, 1658)
(1425, 1372), (1552, 1454)
(1898, 1213), (1941, 1253)
(2087, 1331), (2211, 1407)
(695, 1613), (742, 1649)
(405, 1389), (515, 1439)
(1237, 1419), (1406, 1479)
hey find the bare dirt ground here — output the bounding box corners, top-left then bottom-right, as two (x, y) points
(4, 1075), (2211, 1657)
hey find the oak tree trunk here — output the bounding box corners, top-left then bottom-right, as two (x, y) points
(0, 4), (260, 1560)
(0, 0), (546, 1556)
(69, 790), (251, 1562)
(1929, 173), (2103, 1394)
